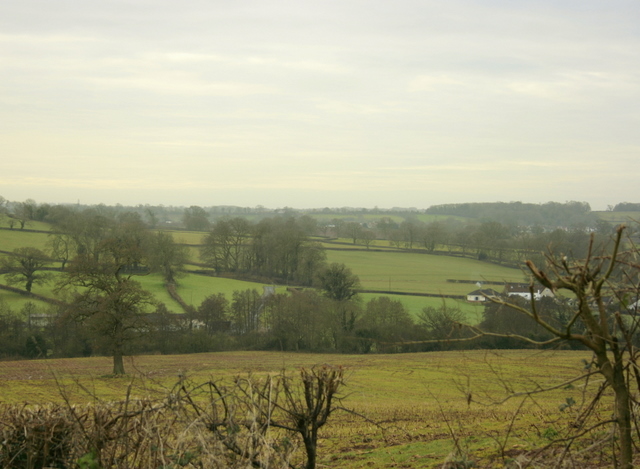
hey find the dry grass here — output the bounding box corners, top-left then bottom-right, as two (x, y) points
(2, 349), (633, 467)
(0, 367), (340, 469)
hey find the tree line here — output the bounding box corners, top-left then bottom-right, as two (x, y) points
(0, 281), (596, 366)
(330, 216), (618, 268)
(425, 200), (595, 227)
(0, 197), (627, 272)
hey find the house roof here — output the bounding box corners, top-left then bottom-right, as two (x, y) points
(467, 288), (500, 297)
(505, 283), (554, 297)
(505, 283), (531, 293)
(505, 283), (550, 292)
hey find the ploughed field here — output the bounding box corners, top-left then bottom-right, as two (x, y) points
(0, 349), (606, 468)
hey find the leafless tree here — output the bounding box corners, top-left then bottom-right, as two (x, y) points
(461, 225), (640, 468)
(1, 247), (52, 292)
(175, 365), (346, 469)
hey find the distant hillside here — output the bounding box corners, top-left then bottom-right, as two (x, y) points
(612, 202), (640, 212)
(425, 201), (595, 227)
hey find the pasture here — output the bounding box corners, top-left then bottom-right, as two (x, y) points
(0, 228), (51, 252)
(308, 212), (469, 224)
(325, 249), (526, 296)
(173, 273), (288, 309)
(320, 238), (400, 251)
(0, 224), (518, 321)
(0, 349), (601, 468)
(595, 211), (640, 224)
(158, 230), (204, 246)
(358, 292), (484, 322)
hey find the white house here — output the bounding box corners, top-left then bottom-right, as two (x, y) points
(505, 283), (554, 301)
(466, 288), (500, 302)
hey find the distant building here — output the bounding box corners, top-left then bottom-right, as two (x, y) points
(27, 313), (55, 328)
(466, 288), (500, 302)
(505, 283), (554, 301)
(262, 285), (276, 298)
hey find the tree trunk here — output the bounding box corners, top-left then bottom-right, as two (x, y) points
(113, 349), (125, 375)
(614, 379), (633, 469)
(611, 348), (633, 469)
(302, 430), (317, 469)
(599, 343), (633, 469)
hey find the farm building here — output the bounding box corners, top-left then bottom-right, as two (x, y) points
(466, 288), (500, 302)
(505, 283), (554, 300)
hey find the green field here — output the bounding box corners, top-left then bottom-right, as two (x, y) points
(321, 238), (400, 250)
(595, 211), (640, 224)
(0, 224), (520, 322)
(0, 349), (603, 467)
(326, 250), (525, 295)
(308, 213), (469, 224)
(0, 270), (65, 311)
(0, 228), (51, 252)
(358, 292), (484, 322)
(174, 274), (288, 309)
(157, 229), (205, 245)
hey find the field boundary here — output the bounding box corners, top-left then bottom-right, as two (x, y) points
(0, 227), (51, 234)
(0, 283), (65, 306)
(446, 279), (505, 285)
(357, 289), (464, 299)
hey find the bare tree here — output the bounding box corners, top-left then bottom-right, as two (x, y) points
(182, 205), (210, 231)
(201, 217), (249, 273)
(147, 231), (188, 284)
(341, 221), (363, 244)
(461, 225), (640, 468)
(47, 232), (75, 270)
(317, 263), (360, 335)
(177, 365), (346, 469)
(1, 247), (52, 292)
(360, 230), (376, 249)
(58, 218), (153, 375)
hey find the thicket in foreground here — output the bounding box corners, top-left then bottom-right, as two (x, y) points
(0, 366), (345, 469)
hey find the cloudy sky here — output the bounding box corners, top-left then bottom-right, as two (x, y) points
(1, 1), (638, 210)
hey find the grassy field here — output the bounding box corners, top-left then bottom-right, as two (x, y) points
(0, 220), (52, 232)
(308, 213), (469, 224)
(0, 271), (286, 314)
(358, 292), (485, 322)
(157, 229), (205, 245)
(0, 228), (52, 252)
(321, 238), (400, 250)
(0, 349), (604, 467)
(595, 211), (640, 224)
(153, 229), (204, 263)
(0, 271), (66, 310)
(326, 249), (525, 296)
(0, 225), (518, 322)
(174, 274), (288, 309)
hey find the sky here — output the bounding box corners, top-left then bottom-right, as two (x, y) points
(1, 1), (639, 210)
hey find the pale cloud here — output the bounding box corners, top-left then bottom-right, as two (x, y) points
(1, 0), (639, 210)
(312, 99), (390, 115)
(0, 33), (99, 45)
(89, 73), (277, 97)
(157, 52), (226, 63)
(408, 74), (467, 92)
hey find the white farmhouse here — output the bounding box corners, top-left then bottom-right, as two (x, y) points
(505, 283), (554, 301)
(466, 288), (500, 302)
